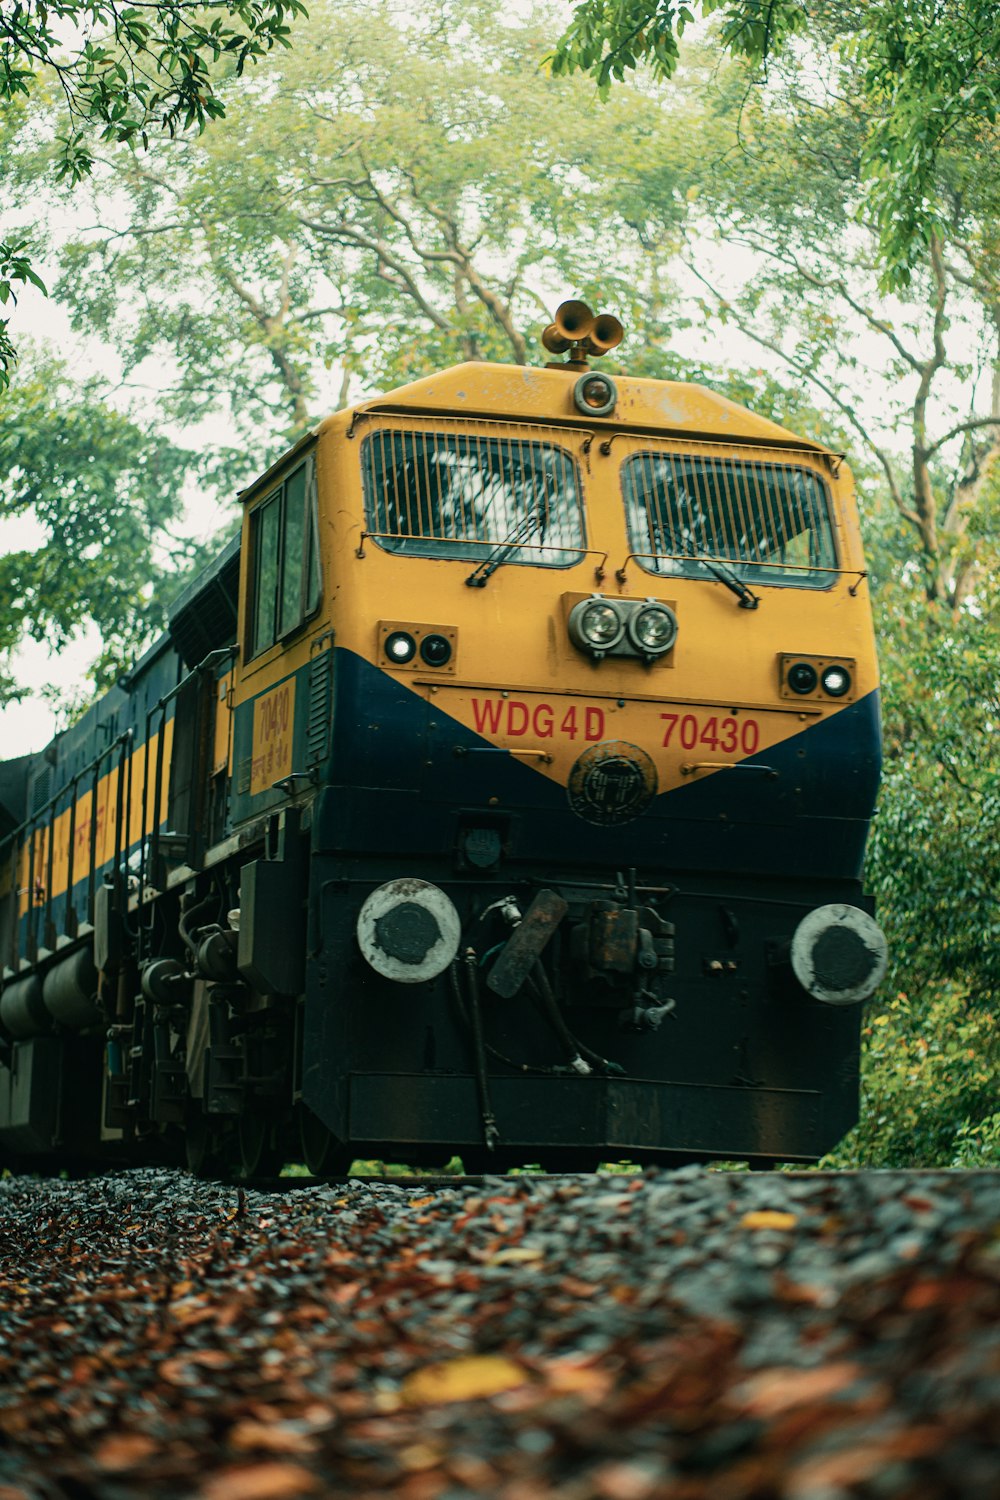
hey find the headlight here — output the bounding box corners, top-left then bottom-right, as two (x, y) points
(581, 603), (622, 646)
(569, 598), (625, 656)
(573, 372), (617, 417)
(821, 665), (851, 697)
(385, 631), (416, 664)
(627, 602), (678, 658)
(787, 661), (818, 695)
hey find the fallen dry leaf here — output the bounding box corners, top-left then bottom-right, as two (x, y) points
(544, 1358), (614, 1400)
(199, 1461), (320, 1500)
(741, 1210), (799, 1231)
(92, 1433), (159, 1471)
(228, 1420), (319, 1455)
(489, 1246), (545, 1265)
(402, 1354), (530, 1406)
(733, 1361), (863, 1417)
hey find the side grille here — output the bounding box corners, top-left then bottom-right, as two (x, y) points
(306, 649), (333, 766)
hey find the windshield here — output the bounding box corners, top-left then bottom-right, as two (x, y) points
(361, 427), (585, 566)
(623, 450), (837, 586)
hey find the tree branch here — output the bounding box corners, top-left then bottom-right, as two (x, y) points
(924, 415), (1000, 460)
(684, 255), (914, 524)
(719, 221), (926, 374)
(908, 231), (951, 585)
(299, 216), (451, 330)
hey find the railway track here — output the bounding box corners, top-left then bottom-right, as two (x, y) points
(230, 1165), (1000, 1192)
(247, 1171), (490, 1191)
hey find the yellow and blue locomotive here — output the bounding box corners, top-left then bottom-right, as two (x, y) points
(0, 303), (887, 1175)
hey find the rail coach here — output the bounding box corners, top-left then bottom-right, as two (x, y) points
(0, 302), (887, 1177)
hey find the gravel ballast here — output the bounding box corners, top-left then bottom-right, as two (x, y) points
(0, 1167), (998, 1498)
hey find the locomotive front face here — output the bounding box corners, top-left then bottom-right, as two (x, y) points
(0, 335), (886, 1176)
(286, 362), (885, 1167)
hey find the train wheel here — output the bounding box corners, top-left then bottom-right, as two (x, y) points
(299, 1104), (350, 1177)
(185, 1107), (225, 1178)
(235, 1111), (285, 1181)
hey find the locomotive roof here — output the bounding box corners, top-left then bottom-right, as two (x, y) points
(168, 531), (241, 669)
(322, 361), (834, 457)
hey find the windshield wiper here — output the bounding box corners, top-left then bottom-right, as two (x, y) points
(691, 546), (760, 610)
(465, 510), (543, 588)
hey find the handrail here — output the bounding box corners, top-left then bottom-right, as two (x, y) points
(137, 646), (236, 960)
(0, 726), (132, 964)
(615, 551), (867, 591)
(1, 645), (236, 968)
(355, 529), (608, 583)
(343, 404), (842, 469)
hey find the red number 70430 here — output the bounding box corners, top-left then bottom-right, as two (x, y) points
(660, 712), (760, 755)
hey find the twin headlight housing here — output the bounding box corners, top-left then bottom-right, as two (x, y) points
(568, 594), (679, 664)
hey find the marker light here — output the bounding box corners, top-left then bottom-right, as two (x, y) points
(420, 633), (452, 667)
(574, 373), (617, 417)
(821, 665), (851, 697)
(628, 602), (679, 658)
(385, 631), (416, 664)
(787, 661), (819, 695)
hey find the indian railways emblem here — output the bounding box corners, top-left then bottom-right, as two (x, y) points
(567, 741), (658, 826)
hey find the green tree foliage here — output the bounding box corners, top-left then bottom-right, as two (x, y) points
(0, 0), (306, 387)
(823, 500), (1000, 1168)
(825, 984), (1000, 1168)
(870, 590), (1000, 1002)
(550, 0), (1000, 288)
(26, 0), (697, 475)
(0, 350), (197, 704)
(0, 238), (46, 388)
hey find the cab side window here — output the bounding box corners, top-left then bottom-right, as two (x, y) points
(248, 459), (320, 658)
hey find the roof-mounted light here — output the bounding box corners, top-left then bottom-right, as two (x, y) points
(574, 372), (617, 417)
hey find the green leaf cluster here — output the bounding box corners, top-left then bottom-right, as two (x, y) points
(0, 238), (47, 389)
(551, 0), (1000, 288)
(0, 0), (306, 161)
(0, 0), (307, 385)
(824, 983), (1000, 1169)
(868, 587), (1000, 1003)
(0, 350), (198, 702)
(823, 503), (1000, 1169)
(550, 0), (806, 92)
(857, 0), (1000, 289)
(36, 0), (699, 458)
